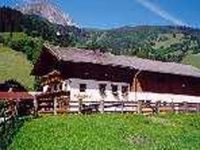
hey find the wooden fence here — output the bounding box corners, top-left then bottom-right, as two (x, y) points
(0, 100), (17, 149)
(36, 97), (200, 115)
(68, 100), (200, 115)
(0, 100), (31, 149)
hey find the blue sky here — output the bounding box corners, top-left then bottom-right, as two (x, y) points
(1, 0), (200, 29)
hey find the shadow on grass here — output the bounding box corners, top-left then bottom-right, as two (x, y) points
(0, 116), (33, 150)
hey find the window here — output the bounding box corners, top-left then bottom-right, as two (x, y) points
(99, 84), (106, 96)
(122, 86), (128, 95)
(80, 84), (87, 92)
(111, 84), (118, 96)
(112, 85), (118, 92)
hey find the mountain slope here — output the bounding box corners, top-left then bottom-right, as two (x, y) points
(81, 26), (200, 63)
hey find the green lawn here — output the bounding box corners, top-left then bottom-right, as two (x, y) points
(9, 114), (200, 150)
(0, 45), (34, 90)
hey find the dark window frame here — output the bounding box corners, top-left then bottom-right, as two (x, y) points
(99, 84), (107, 96)
(111, 84), (118, 96)
(80, 84), (87, 92)
(122, 85), (129, 96)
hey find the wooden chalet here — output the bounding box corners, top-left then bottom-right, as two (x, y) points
(32, 44), (200, 114)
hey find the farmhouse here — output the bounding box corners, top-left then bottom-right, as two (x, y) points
(32, 44), (200, 113)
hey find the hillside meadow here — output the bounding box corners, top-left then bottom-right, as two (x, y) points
(9, 114), (200, 150)
(0, 45), (34, 90)
(182, 53), (200, 69)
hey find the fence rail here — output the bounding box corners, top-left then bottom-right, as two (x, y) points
(36, 98), (200, 115)
(68, 100), (200, 114)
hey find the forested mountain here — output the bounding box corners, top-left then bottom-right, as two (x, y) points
(1, 6), (200, 64)
(1, 6), (200, 90)
(0, 7), (84, 63)
(82, 26), (200, 63)
(0, 7), (83, 46)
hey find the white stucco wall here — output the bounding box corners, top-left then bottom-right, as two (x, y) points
(43, 78), (200, 103)
(129, 92), (200, 103)
(63, 78), (200, 103)
(66, 78), (129, 102)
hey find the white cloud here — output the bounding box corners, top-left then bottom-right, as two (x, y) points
(135, 0), (190, 27)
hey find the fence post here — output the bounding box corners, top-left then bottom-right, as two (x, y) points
(121, 100), (124, 114)
(171, 102), (175, 113)
(137, 100), (143, 114)
(100, 99), (104, 114)
(78, 98), (82, 114)
(197, 103), (200, 113)
(15, 98), (20, 116)
(33, 96), (38, 116)
(183, 101), (188, 113)
(156, 101), (161, 114)
(53, 97), (57, 115)
(3, 102), (6, 132)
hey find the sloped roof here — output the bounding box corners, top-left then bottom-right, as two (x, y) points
(44, 44), (200, 78)
(0, 92), (33, 100)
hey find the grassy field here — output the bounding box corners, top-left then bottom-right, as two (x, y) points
(1, 32), (29, 41)
(9, 114), (200, 150)
(182, 53), (200, 69)
(0, 45), (34, 90)
(153, 33), (184, 49)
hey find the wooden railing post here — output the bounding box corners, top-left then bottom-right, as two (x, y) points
(183, 101), (188, 113)
(2, 102), (6, 131)
(121, 101), (124, 114)
(197, 103), (200, 113)
(137, 100), (143, 114)
(171, 102), (175, 113)
(156, 101), (161, 114)
(78, 98), (82, 114)
(53, 97), (57, 115)
(15, 99), (20, 116)
(100, 99), (104, 114)
(33, 96), (38, 116)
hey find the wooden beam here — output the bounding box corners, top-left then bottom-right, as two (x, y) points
(133, 70), (142, 101)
